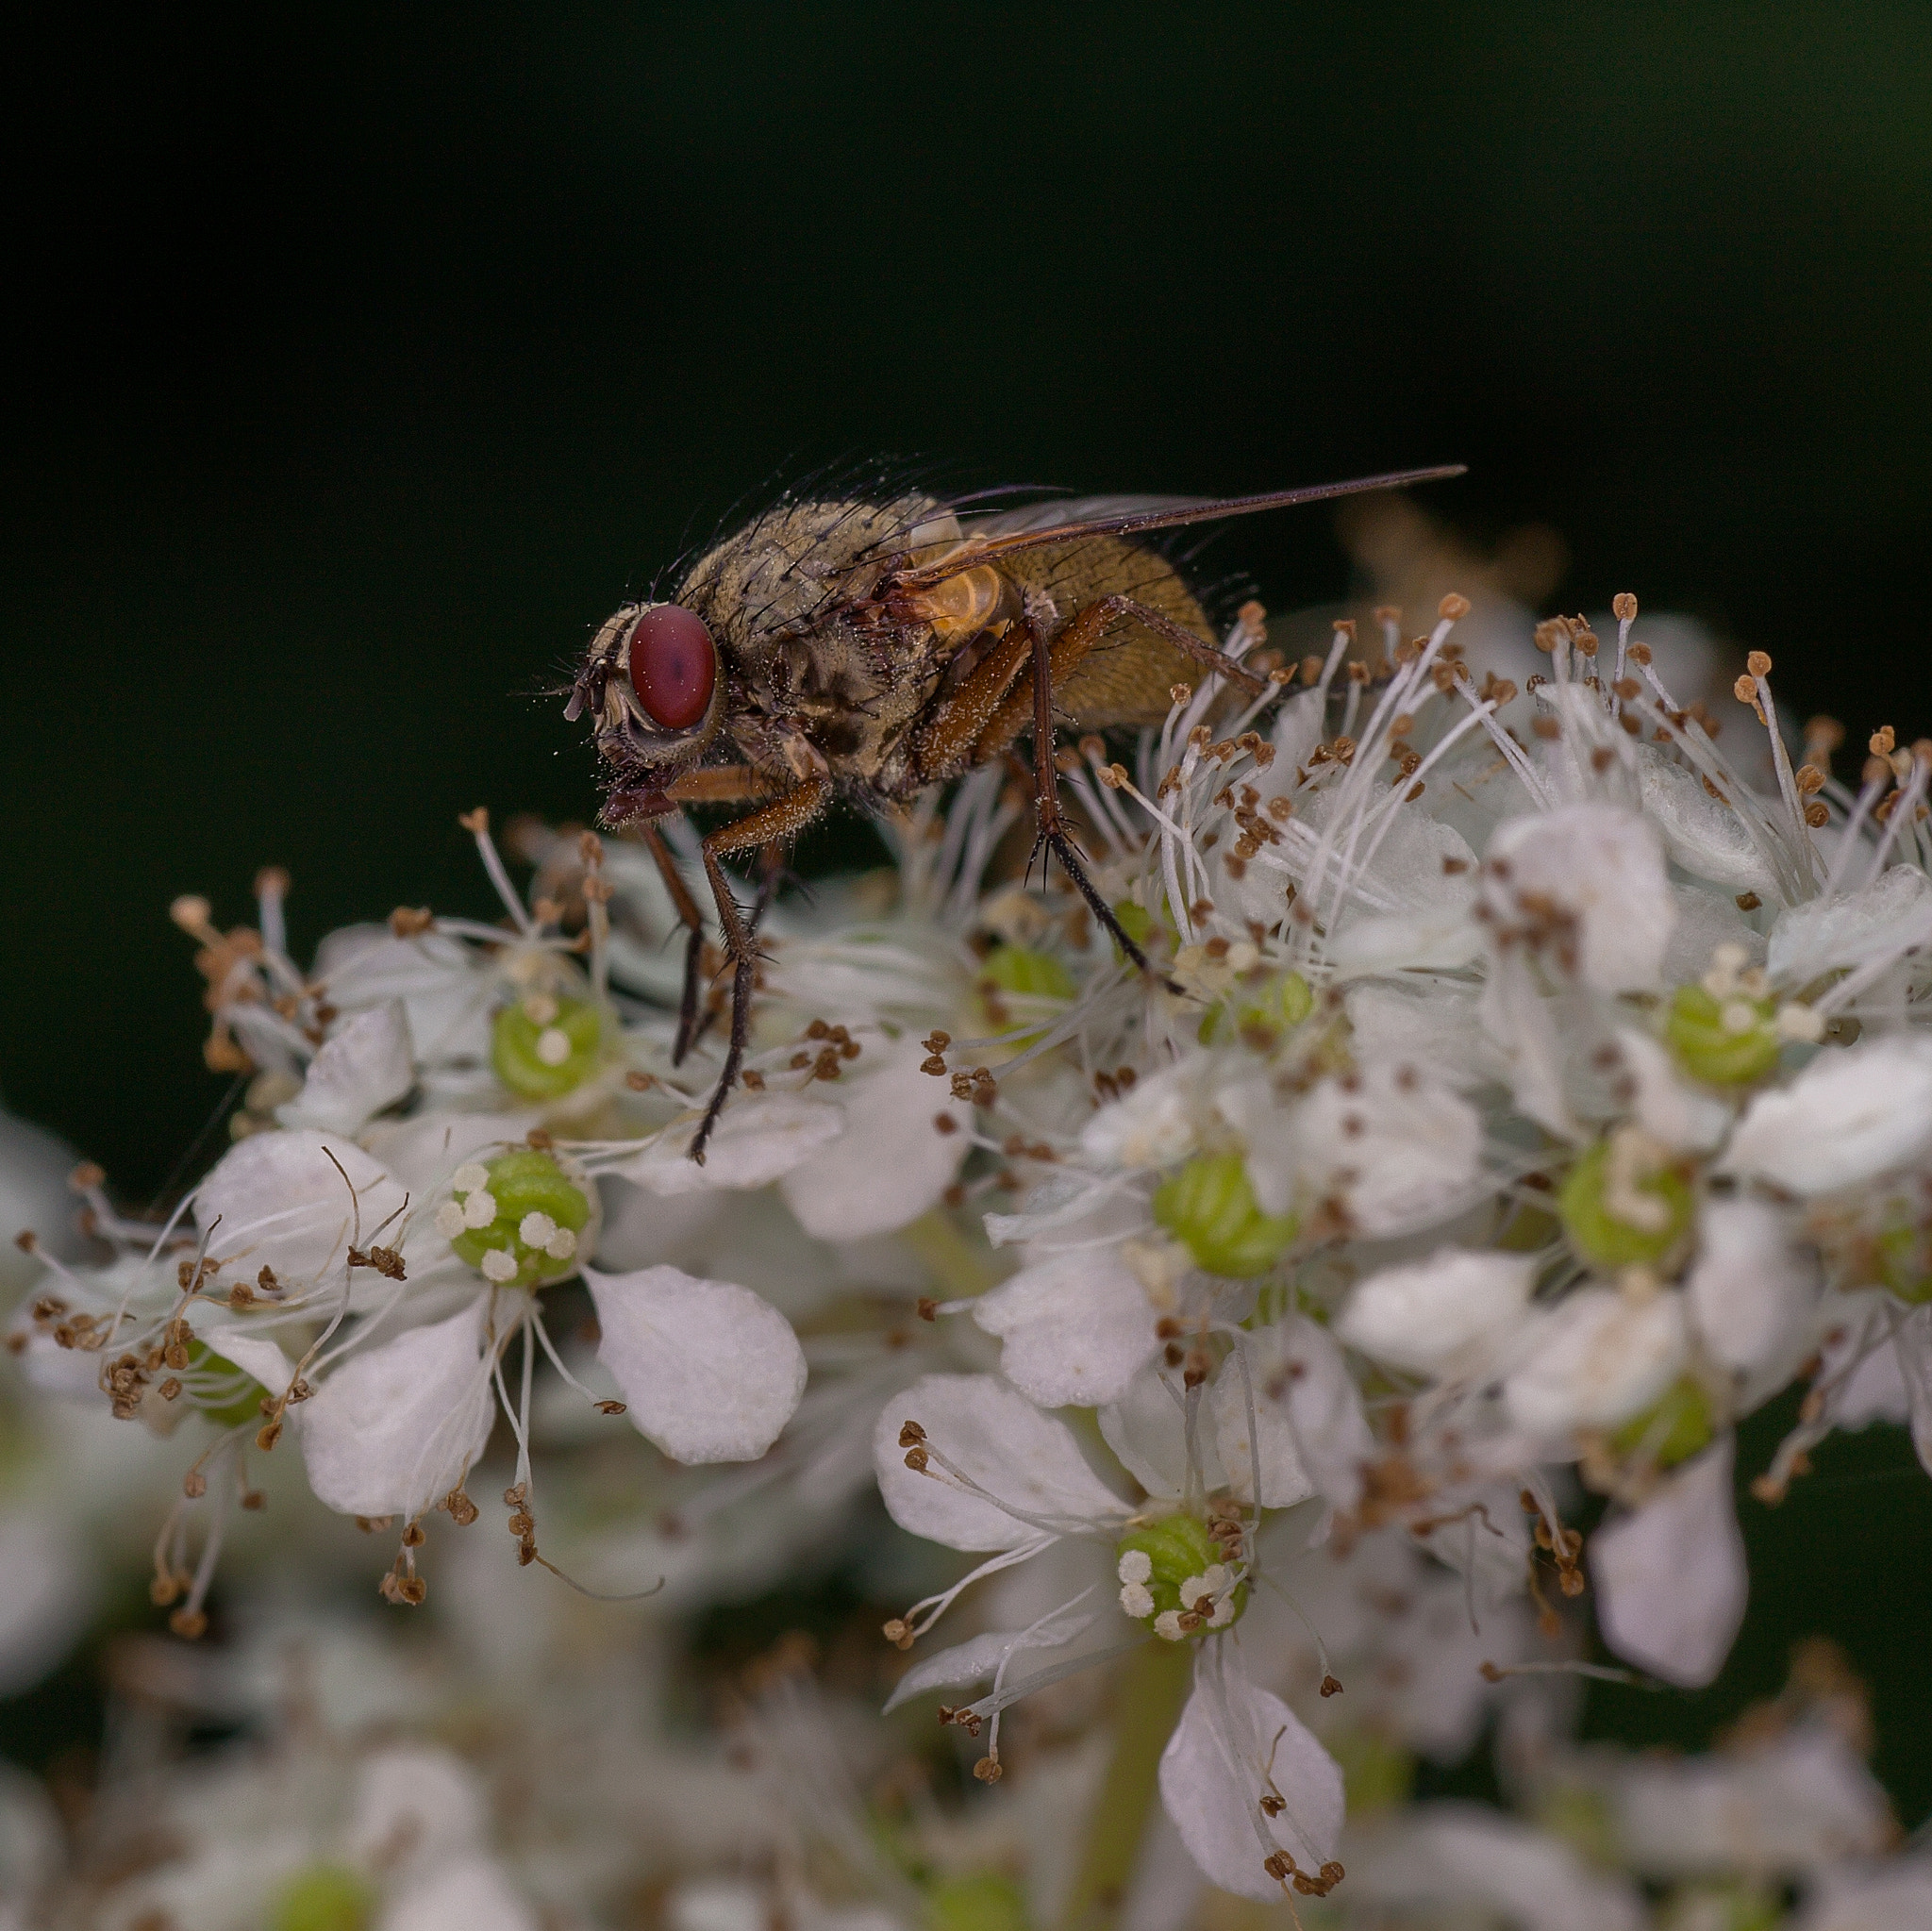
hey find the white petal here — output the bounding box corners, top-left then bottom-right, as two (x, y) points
(296, 1302), (496, 1520)
(608, 1094), (845, 1195)
(1337, 1249), (1537, 1377)
(1208, 1324), (1326, 1511)
(376, 1856), (539, 1931)
(1229, 1316), (1371, 1518)
(972, 1248), (1157, 1407)
(1592, 1436), (1747, 1689)
(583, 1265), (806, 1464)
(1100, 1361), (1225, 1504)
(195, 1129), (410, 1289)
(349, 1744), (488, 1870)
(1612, 1028), (1731, 1154)
(1722, 1037), (1932, 1195)
(1484, 802), (1674, 993)
(1504, 1288), (1688, 1441)
(1686, 1197), (1820, 1390)
(1894, 1304), (1932, 1479)
(1079, 1062), (1201, 1170)
(779, 1039), (971, 1240)
(276, 1001), (416, 1135)
(881, 1603), (1099, 1713)
(1768, 862), (1932, 984)
(1342, 1809), (1644, 1931)
(874, 1373), (1127, 1551)
(1158, 1647), (1343, 1902)
(198, 1330), (294, 1399)
(1269, 1061), (1481, 1234)
(1638, 746), (1778, 896)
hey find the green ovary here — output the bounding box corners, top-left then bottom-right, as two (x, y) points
(491, 992), (603, 1100)
(1664, 983), (1780, 1086)
(926, 1873), (1030, 1931)
(980, 943), (1076, 1003)
(448, 1148), (593, 1289)
(1878, 1222), (1932, 1304)
(1197, 971), (1314, 1048)
(1558, 1140), (1694, 1271)
(1153, 1154), (1299, 1277)
(1114, 1513), (1246, 1636)
(269, 1864), (375, 1931)
(1610, 1375), (1715, 1468)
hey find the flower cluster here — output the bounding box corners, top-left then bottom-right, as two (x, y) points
(6, 572), (1932, 1926)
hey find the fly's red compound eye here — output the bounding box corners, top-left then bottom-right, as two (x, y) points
(627, 606), (717, 731)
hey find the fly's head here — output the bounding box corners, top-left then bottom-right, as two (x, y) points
(568, 601), (726, 824)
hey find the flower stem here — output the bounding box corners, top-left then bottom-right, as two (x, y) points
(1057, 1639), (1193, 1931)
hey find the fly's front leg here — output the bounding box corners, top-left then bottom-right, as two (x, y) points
(635, 823), (708, 1065)
(689, 778), (832, 1163)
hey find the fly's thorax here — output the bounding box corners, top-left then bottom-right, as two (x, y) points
(679, 493), (957, 658)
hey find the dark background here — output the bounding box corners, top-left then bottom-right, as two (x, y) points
(5, 0), (1930, 1823)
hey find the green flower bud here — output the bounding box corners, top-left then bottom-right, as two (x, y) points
(1152, 1154), (1299, 1277)
(1327, 1728), (1415, 1816)
(444, 1148), (593, 1290)
(491, 991), (603, 1100)
(1558, 1138), (1694, 1272)
(1197, 971), (1314, 1048)
(1114, 1513), (1246, 1637)
(927, 1873), (1030, 1931)
(1664, 983), (1780, 1086)
(980, 943), (1076, 1003)
(186, 1338), (271, 1430)
(1609, 1374), (1715, 1468)
(269, 1863), (375, 1931)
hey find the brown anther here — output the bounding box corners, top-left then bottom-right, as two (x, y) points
(1573, 626), (1599, 658)
(169, 1606), (208, 1640)
(1736, 891), (1762, 911)
(932, 1112), (958, 1136)
(182, 1471), (208, 1499)
(1438, 591), (1471, 621)
(401, 1521), (426, 1547)
(1299, 654), (1324, 686)
(904, 1446), (930, 1473)
(1612, 591), (1638, 622)
(389, 906), (435, 937)
(355, 1515), (394, 1533)
(883, 1618), (914, 1650)
(1320, 1673), (1343, 1697)
(1733, 674), (1758, 702)
(1805, 801), (1830, 828)
(972, 1756), (1003, 1783)
(1170, 682), (1192, 707)
(442, 1489), (482, 1524)
(1533, 717), (1562, 740)
(898, 1420), (927, 1446)
(1871, 724), (1897, 757)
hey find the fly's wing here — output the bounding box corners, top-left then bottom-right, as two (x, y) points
(956, 493), (1204, 539)
(877, 467), (1465, 592)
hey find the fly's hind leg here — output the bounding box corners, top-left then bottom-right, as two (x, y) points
(689, 778), (833, 1164)
(1012, 614), (1174, 981)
